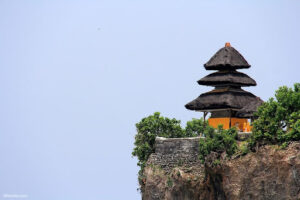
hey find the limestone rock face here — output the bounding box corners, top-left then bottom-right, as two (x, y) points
(142, 165), (205, 200)
(142, 142), (300, 200)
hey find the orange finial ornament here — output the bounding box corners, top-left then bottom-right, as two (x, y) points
(225, 42), (231, 47)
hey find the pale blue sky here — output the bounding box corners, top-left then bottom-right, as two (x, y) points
(0, 1), (299, 200)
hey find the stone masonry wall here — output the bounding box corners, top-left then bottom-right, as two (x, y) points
(147, 137), (202, 172)
(147, 133), (252, 173)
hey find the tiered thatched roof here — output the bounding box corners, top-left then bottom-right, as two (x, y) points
(185, 87), (259, 111)
(185, 43), (263, 117)
(197, 70), (256, 87)
(204, 44), (250, 70)
(235, 97), (264, 118)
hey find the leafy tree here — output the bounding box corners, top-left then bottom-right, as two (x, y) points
(250, 83), (300, 148)
(184, 118), (207, 137)
(199, 125), (238, 163)
(132, 112), (184, 174)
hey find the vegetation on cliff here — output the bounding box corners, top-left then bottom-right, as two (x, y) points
(133, 83), (300, 184)
(250, 83), (300, 148)
(198, 126), (238, 163)
(132, 113), (207, 179)
(132, 112), (184, 174)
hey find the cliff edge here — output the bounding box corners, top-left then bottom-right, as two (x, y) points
(142, 137), (300, 200)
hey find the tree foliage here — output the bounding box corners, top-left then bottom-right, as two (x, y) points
(185, 118), (206, 137)
(132, 113), (207, 177)
(132, 112), (185, 172)
(199, 125), (238, 162)
(250, 83), (300, 147)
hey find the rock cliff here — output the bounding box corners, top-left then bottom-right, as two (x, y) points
(141, 137), (300, 200)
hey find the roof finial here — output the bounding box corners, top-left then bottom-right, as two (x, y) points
(225, 42), (231, 47)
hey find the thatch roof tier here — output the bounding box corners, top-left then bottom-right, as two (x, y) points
(204, 45), (250, 70)
(197, 70), (256, 87)
(236, 97), (264, 118)
(185, 87), (260, 111)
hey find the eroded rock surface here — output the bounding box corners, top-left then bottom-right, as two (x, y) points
(142, 140), (300, 200)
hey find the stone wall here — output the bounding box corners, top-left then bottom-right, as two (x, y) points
(147, 133), (252, 173)
(147, 137), (202, 172)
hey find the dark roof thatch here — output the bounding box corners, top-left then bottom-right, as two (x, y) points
(204, 46), (250, 70)
(197, 70), (256, 87)
(185, 87), (259, 111)
(236, 97), (264, 118)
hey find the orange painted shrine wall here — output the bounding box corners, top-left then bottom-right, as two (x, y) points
(208, 118), (251, 131)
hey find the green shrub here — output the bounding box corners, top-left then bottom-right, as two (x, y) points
(279, 142), (288, 149)
(239, 142), (250, 155)
(184, 118), (206, 137)
(212, 159), (221, 166)
(250, 83), (300, 148)
(199, 125), (238, 163)
(167, 176), (173, 188)
(132, 112), (185, 175)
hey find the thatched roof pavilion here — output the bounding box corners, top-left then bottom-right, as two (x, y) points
(185, 43), (263, 129)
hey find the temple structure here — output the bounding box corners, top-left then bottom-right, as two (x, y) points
(185, 43), (263, 131)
